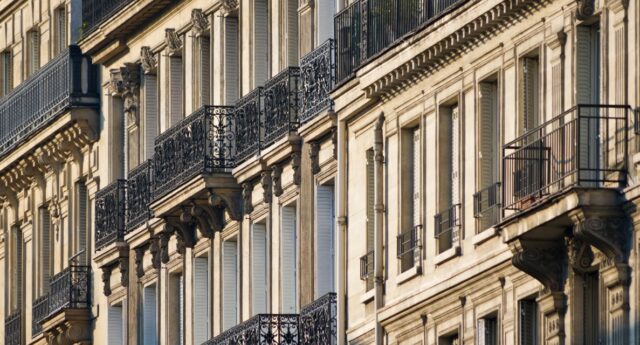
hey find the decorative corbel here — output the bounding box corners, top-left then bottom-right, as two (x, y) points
(571, 211), (628, 264)
(120, 63), (141, 126)
(168, 215), (196, 255)
(220, 0), (239, 13)
(191, 9), (209, 36)
(272, 166), (283, 197)
(261, 169), (272, 203)
(242, 183), (254, 215)
(576, 0), (595, 20)
(134, 246), (146, 278)
(159, 228), (172, 264)
(149, 236), (161, 269)
(291, 153), (301, 186)
(208, 189), (243, 221)
(140, 47), (158, 74)
(101, 266), (113, 296)
(119, 255), (129, 287)
(309, 142), (321, 175)
(510, 238), (566, 293)
(165, 29), (183, 56)
(107, 69), (124, 96)
(567, 237), (594, 274)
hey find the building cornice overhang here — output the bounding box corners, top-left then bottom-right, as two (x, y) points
(358, 0), (551, 101)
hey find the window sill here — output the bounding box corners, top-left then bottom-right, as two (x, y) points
(396, 265), (421, 285)
(472, 227), (498, 246)
(360, 289), (375, 304)
(434, 245), (461, 265)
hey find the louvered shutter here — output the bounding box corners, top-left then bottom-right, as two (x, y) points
(479, 83), (497, 190)
(412, 128), (421, 227)
(143, 284), (157, 345)
(451, 106), (460, 206)
(143, 74), (158, 160)
(179, 274), (184, 344)
(3, 52), (12, 96)
(77, 183), (87, 264)
(199, 36), (211, 106)
(317, 0), (335, 42)
(169, 57), (184, 126)
(478, 318), (497, 345)
(366, 150), (375, 253)
(224, 17), (239, 104)
(478, 319), (486, 345)
(521, 58), (539, 133)
(252, 223), (268, 314)
(287, 0), (299, 66)
(254, 0), (269, 86)
(520, 300), (537, 345)
(281, 205), (298, 313)
(576, 25), (600, 182)
(40, 207), (51, 294)
(193, 257), (209, 343)
(58, 9), (67, 52)
(222, 240), (238, 330)
(315, 185), (335, 297)
(30, 31), (40, 75)
(14, 226), (22, 307)
(108, 304), (124, 345)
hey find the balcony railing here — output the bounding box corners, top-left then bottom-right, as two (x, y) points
(473, 182), (501, 232)
(300, 39), (335, 124)
(334, 0), (467, 84)
(4, 310), (21, 345)
(48, 266), (91, 316)
(153, 105), (236, 198)
(32, 295), (49, 336)
(203, 314), (300, 345)
(360, 250), (374, 291)
(81, 0), (130, 37)
(236, 88), (263, 163)
(435, 204), (460, 249)
(0, 45), (98, 157)
(127, 160), (152, 231)
(397, 225), (420, 272)
(300, 293), (337, 345)
(263, 67), (301, 148)
(95, 179), (126, 251)
(503, 105), (629, 211)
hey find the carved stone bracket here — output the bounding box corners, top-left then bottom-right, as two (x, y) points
(159, 228), (172, 264)
(101, 266), (113, 297)
(140, 46), (157, 74)
(167, 215), (197, 255)
(187, 202), (223, 238)
(149, 236), (161, 269)
(291, 153), (301, 186)
(510, 239), (566, 293)
(272, 166), (283, 197)
(221, 0), (239, 13)
(208, 189), (243, 221)
(165, 29), (183, 56)
(309, 142), (321, 175)
(134, 245), (146, 279)
(119, 255), (129, 288)
(261, 169), (272, 203)
(120, 63), (141, 126)
(107, 69), (125, 95)
(331, 127), (338, 160)
(191, 9), (209, 36)
(576, 0), (595, 20)
(571, 212), (628, 264)
(242, 183), (254, 215)
(567, 237), (594, 274)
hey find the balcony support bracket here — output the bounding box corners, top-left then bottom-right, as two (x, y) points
(510, 238), (566, 293)
(571, 209), (629, 265)
(209, 188), (243, 221)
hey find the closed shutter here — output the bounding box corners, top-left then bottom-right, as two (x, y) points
(143, 284), (157, 345)
(252, 223), (268, 314)
(179, 274), (184, 344)
(143, 74), (158, 160)
(520, 300), (537, 345)
(224, 17), (239, 105)
(281, 205), (298, 313)
(108, 304), (124, 345)
(30, 31), (40, 75)
(317, 0), (335, 42)
(576, 25), (599, 182)
(254, 0), (269, 86)
(14, 226), (22, 308)
(169, 57), (184, 126)
(412, 128), (421, 227)
(478, 318), (497, 345)
(451, 106), (460, 206)
(479, 83), (497, 190)
(521, 58), (539, 134)
(193, 257), (209, 343)
(287, 0), (299, 66)
(366, 149), (375, 252)
(2, 52), (11, 96)
(40, 207), (51, 294)
(315, 185), (335, 297)
(77, 183), (87, 264)
(222, 240), (238, 330)
(199, 36), (211, 106)
(57, 8), (67, 53)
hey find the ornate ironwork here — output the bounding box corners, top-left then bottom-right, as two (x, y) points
(235, 88), (263, 163)
(48, 266), (91, 316)
(203, 314), (300, 345)
(127, 160), (152, 231)
(0, 45), (98, 157)
(300, 40), (335, 124)
(81, 0), (131, 37)
(300, 293), (337, 345)
(262, 67), (300, 148)
(95, 179), (127, 251)
(153, 105), (235, 199)
(4, 310), (21, 345)
(32, 294), (49, 336)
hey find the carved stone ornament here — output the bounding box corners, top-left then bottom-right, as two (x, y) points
(291, 153), (301, 186)
(119, 256), (129, 287)
(140, 46), (157, 74)
(272, 165), (283, 197)
(221, 0), (239, 12)
(160, 230), (171, 264)
(120, 63), (141, 125)
(572, 214), (628, 264)
(101, 266), (112, 296)
(510, 239), (566, 293)
(107, 69), (125, 95)
(567, 237), (594, 274)
(310, 141), (321, 175)
(242, 183), (254, 214)
(576, 0), (595, 20)
(149, 236), (161, 269)
(208, 189), (243, 221)
(261, 170), (272, 203)
(135, 246), (146, 278)
(165, 29), (183, 56)
(331, 127), (338, 159)
(191, 9), (209, 36)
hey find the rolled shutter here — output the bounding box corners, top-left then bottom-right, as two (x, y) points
(520, 300), (537, 345)
(143, 284), (157, 345)
(366, 150), (375, 252)
(108, 304), (124, 345)
(412, 128), (421, 227)
(287, 0), (299, 66)
(254, 0), (269, 86)
(252, 223), (268, 314)
(58, 9), (67, 52)
(143, 74), (158, 160)
(315, 185), (335, 297)
(451, 106), (460, 206)
(30, 31), (40, 74)
(199, 36), (211, 106)
(40, 207), (51, 294)
(169, 56), (184, 126)
(224, 17), (239, 105)
(281, 205), (298, 313)
(222, 240), (238, 330)
(179, 274), (184, 344)
(77, 183), (87, 264)
(576, 25), (600, 181)
(317, 0), (335, 42)
(479, 83), (497, 190)
(193, 257), (209, 343)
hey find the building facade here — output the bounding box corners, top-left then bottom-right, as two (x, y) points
(0, 0), (639, 345)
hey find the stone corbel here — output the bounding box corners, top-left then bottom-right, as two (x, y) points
(187, 202), (223, 238)
(575, 0), (595, 20)
(191, 9), (209, 37)
(159, 228), (172, 264)
(118, 255), (129, 288)
(208, 189), (243, 221)
(107, 69), (124, 96)
(261, 169), (272, 203)
(331, 127), (338, 160)
(309, 142), (321, 175)
(23, 158), (46, 191)
(510, 238), (566, 293)
(291, 153), (301, 186)
(120, 63), (141, 126)
(220, 0), (239, 14)
(242, 183), (254, 215)
(101, 266), (113, 296)
(149, 236), (161, 269)
(567, 237), (594, 274)
(167, 216), (196, 255)
(134, 246), (146, 279)
(140, 46), (158, 74)
(571, 211), (628, 264)
(165, 29), (183, 56)
(272, 165), (283, 197)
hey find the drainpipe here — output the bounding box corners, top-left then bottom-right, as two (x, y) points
(336, 118), (348, 345)
(373, 113), (385, 343)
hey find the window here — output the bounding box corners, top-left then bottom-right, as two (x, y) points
(252, 222), (268, 314)
(519, 54), (540, 135)
(75, 182), (88, 264)
(281, 203), (298, 313)
(27, 30), (40, 77)
(1, 50), (12, 97)
(285, 0), (299, 67)
(477, 315), (498, 345)
(167, 44), (184, 127)
(168, 272), (184, 344)
(438, 330), (460, 345)
(193, 256), (210, 343)
(253, 0), (270, 87)
(142, 283), (157, 345)
(316, 0), (335, 44)
(38, 206), (52, 296)
(519, 299), (538, 345)
(583, 272), (599, 345)
(142, 69), (159, 160)
(315, 183), (335, 296)
(399, 128), (420, 272)
(224, 16), (239, 105)
(53, 7), (68, 56)
(222, 238), (238, 330)
(108, 301), (126, 345)
(9, 225), (23, 312)
(361, 149), (375, 291)
(194, 35), (211, 108)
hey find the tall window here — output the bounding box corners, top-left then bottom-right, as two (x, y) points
(168, 272), (184, 344)
(399, 128), (420, 272)
(281, 203), (298, 313)
(142, 68), (159, 160)
(519, 299), (538, 345)
(1, 50), (13, 97)
(142, 283), (157, 345)
(75, 182), (88, 264)
(436, 102), (460, 253)
(53, 7), (68, 56)
(583, 272), (600, 345)
(224, 16), (239, 105)
(194, 35), (211, 108)
(252, 221), (268, 314)
(519, 54), (540, 135)
(285, 0), (299, 67)
(476, 79), (500, 232)
(222, 237), (238, 330)
(477, 315), (498, 345)
(253, 0), (270, 87)
(108, 301), (126, 345)
(438, 330), (460, 345)
(361, 149), (375, 291)
(315, 183), (335, 297)
(9, 225), (23, 312)
(167, 41), (184, 127)
(38, 206), (52, 296)
(193, 256), (210, 343)
(27, 30), (40, 77)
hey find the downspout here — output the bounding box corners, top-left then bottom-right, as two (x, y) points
(374, 113), (385, 344)
(336, 117), (348, 345)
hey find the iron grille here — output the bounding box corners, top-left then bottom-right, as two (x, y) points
(81, 0), (131, 37)
(300, 293), (337, 345)
(203, 314), (300, 345)
(235, 88), (263, 164)
(263, 67), (301, 148)
(48, 266), (91, 316)
(435, 204), (460, 238)
(95, 179), (126, 251)
(359, 250), (374, 291)
(32, 294), (49, 336)
(397, 225), (420, 272)
(153, 105), (236, 198)
(4, 310), (21, 345)
(300, 39), (335, 124)
(503, 105), (629, 211)
(335, 1), (362, 83)
(126, 159), (152, 231)
(473, 182), (501, 232)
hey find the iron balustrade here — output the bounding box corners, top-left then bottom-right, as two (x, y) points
(235, 88), (263, 164)
(203, 314), (300, 345)
(263, 67), (301, 148)
(95, 179), (126, 251)
(4, 310), (21, 345)
(153, 105), (236, 198)
(397, 225), (420, 272)
(300, 39), (335, 124)
(503, 105), (629, 212)
(81, 0), (131, 37)
(334, 0), (467, 84)
(300, 292), (337, 345)
(127, 159), (153, 231)
(48, 266), (91, 316)
(473, 182), (501, 232)
(0, 45), (98, 158)
(359, 250), (374, 291)
(32, 295), (49, 336)
(434, 204), (460, 250)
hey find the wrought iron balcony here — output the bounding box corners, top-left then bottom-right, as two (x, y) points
(473, 182), (501, 232)
(32, 295), (49, 336)
(48, 266), (91, 316)
(435, 204), (460, 250)
(300, 39), (335, 124)
(335, 0), (467, 84)
(503, 105), (629, 212)
(0, 45), (98, 157)
(153, 105), (235, 199)
(127, 160), (152, 231)
(359, 250), (374, 291)
(300, 293), (337, 345)
(203, 314), (300, 345)
(4, 310), (21, 345)
(95, 179), (126, 251)
(263, 67), (301, 148)
(81, 0), (130, 36)
(397, 225), (420, 273)
(236, 88), (263, 163)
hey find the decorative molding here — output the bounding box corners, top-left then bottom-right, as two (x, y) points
(118, 256), (129, 287)
(165, 29), (183, 56)
(510, 239), (566, 292)
(140, 46), (157, 74)
(120, 63), (141, 126)
(331, 127), (338, 160)
(242, 183), (254, 214)
(159, 229), (171, 264)
(272, 165), (283, 197)
(134, 246), (145, 278)
(309, 142), (321, 174)
(107, 69), (124, 95)
(291, 153), (301, 186)
(101, 266), (112, 296)
(261, 169), (272, 203)
(575, 0), (595, 20)
(149, 236), (161, 270)
(191, 9), (209, 36)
